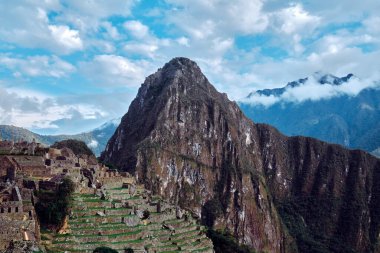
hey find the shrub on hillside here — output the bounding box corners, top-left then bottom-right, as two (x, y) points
(35, 177), (75, 228)
(207, 229), (256, 253)
(93, 247), (118, 253)
(51, 139), (94, 156)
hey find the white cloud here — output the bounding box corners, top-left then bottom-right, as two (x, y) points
(87, 140), (99, 148)
(123, 20), (150, 39)
(176, 37), (189, 46)
(0, 2), (83, 54)
(0, 55), (75, 78)
(241, 94), (280, 107)
(315, 29), (378, 55)
(241, 74), (380, 106)
(0, 0), (379, 135)
(298, 0), (380, 23)
(0, 87), (107, 133)
(363, 16), (380, 35)
(80, 55), (150, 87)
(165, 0), (268, 39)
(101, 22), (120, 40)
(48, 25), (83, 51)
(272, 4), (320, 35)
(0, 1), (138, 54)
(64, 0), (136, 19)
(123, 43), (159, 58)
(234, 44), (380, 94)
(57, 0), (137, 33)
(85, 39), (116, 53)
(271, 4), (321, 54)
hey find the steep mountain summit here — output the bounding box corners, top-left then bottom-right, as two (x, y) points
(101, 57), (229, 171)
(312, 72), (354, 85)
(102, 58), (380, 253)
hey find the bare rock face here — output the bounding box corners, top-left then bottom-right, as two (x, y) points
(101, 57), (380, 253)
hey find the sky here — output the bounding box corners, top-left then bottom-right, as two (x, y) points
(0, 0), (379, 134)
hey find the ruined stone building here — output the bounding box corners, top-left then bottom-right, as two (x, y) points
(0, 139), (40, 156)
(0, 139), (148, 252)
(0, 184), (39, 251)
(0, 156), (18, 181)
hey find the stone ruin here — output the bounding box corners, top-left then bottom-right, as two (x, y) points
(48, 182), (214, 253)
(0, 139), (39, 156)
(0, 139), (215, 252)
(0, 183), (39, 252)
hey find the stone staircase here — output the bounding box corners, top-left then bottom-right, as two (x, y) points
(45, 186), (214, 253)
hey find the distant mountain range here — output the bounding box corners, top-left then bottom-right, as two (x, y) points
(0, 119), (119, 156)
(247, 73), (354, 97)
(239, 73), (380, 157)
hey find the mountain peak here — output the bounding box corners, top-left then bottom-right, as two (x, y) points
(165, 57), (199, 70)
(139, 57), (210, 103)
(312, 72), (354, 85)
(249, 72), (355, 98)
(158, 57), (203, 80)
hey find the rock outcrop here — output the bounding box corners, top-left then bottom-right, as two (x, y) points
(101, 57), (380, 253)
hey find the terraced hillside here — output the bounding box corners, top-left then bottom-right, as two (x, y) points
(43, 184), (214, 253)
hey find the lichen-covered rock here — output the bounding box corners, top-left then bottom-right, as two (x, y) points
(122, 216), (140, 227)
(3, 241), (41, 253)
(101, 57), (380, 253)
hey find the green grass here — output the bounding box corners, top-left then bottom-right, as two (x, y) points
(81, 238), (144, 245)
(51, 185), (213, 253)
(55, 229), (143, 240)
(72, 207), (131, 213)
(191, 247), (213, 252)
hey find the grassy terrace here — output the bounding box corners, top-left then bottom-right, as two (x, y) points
(43, 187), (214, 253)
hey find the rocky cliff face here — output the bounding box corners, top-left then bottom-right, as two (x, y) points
(101, 58), (380, 253)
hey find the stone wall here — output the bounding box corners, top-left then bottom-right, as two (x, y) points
(38, 180), (58, 191)
(20, 165), (51, 178)
(0, 156), (18, 180)
(98, 176), (134, 188)
(0, 201), (24, 219)
(0, 217), (39, 250)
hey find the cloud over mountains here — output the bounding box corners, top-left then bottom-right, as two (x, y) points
(242, 73), (380, 106)
(0, 0), (379, 134)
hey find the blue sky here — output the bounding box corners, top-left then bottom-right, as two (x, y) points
(0, 0), (379, 134)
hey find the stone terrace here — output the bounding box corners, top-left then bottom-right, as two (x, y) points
(44, 185), (214, 253)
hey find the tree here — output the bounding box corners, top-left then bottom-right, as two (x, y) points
(142, 210), (150, 220)
(35, 177), (75, 228)
(125, 248), (134, 253)
(93, 246), (118, 253)
(51, 139), (94, 156)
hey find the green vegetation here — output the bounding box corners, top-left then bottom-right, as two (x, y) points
(207, 229), (256, 253)
(46, 185), (214, 252)
(142, 210), (150, 220)
(35, 177), (75, 228)
(276, 196), (357, 253)
(51, 139), (94, 156)
(93, 246), (118, 253)
(201, 198), (223, 227)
